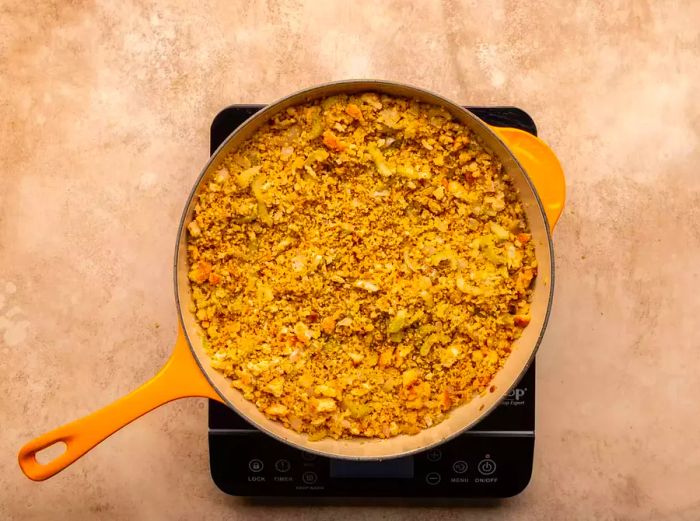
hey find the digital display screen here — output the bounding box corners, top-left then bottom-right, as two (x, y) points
(329, 457), (414, 479)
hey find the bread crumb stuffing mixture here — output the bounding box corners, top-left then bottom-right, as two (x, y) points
(187, 93), (537, 440)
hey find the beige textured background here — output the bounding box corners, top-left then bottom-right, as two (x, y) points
(2, 1), (699, 519)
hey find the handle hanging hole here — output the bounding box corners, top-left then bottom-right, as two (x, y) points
(35, 441), (67, 465)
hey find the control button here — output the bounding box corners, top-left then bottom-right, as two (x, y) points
(426, 449), (442, 462)
(452, 460), (468, 474)
(274, 459), (291, 473)
(302, 471), (318, 485)
(301, 452), (317, 462)
(248, 459), (264, 473)
(425, 472), (441, 486)
(478, 457), (497, 476)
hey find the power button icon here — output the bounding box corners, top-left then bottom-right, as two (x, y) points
(477, 457), (497, 476)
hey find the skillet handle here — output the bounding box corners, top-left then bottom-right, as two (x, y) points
(490, 126), (566, 230)
(18, 327), (222, 481)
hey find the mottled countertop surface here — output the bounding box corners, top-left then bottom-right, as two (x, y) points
(2, 1), (699, 520)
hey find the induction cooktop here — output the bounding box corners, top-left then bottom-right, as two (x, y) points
(207, 104), (537, 498)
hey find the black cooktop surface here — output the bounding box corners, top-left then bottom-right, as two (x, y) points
(208, 104), (537, 498)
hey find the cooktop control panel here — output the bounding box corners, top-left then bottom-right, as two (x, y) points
(209, 428), (533, 497)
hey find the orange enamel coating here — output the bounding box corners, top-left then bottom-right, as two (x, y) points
(17, 327), (222, 481)
(491, 126), (566, 230)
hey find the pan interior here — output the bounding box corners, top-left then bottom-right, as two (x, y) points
(175, 80), (553, 460)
